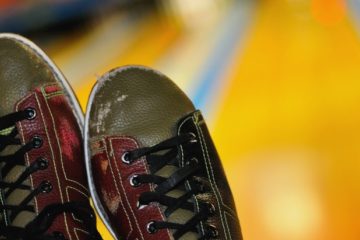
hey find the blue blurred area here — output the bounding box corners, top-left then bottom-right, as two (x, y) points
(0, 0), (129, 33)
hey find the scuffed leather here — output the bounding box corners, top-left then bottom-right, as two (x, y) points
(88, 66), (195, 147)
(13, 84), (91, 239)
(87, 66), (242, 240)
(91, 136), (172, 240)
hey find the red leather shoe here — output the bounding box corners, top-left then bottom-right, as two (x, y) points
(85, 66), (242, 240)
(0, 34), (101, 240)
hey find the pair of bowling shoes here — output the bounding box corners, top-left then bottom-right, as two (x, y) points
(0, 34), (242, 240)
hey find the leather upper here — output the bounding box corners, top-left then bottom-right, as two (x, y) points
(0, 34), (94, 239)
(9, 83), (91, 239)
(86, 65), (242, 240)
(0, 37), (57, 117)
(91, 136), (172, 240)
(90, 110), (243, 240)
(88, 66), (195, 147)
(177, 111), (242, 239)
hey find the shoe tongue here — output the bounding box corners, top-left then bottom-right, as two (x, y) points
(154, 157), (199, 239)
(0, 132), (36, 228)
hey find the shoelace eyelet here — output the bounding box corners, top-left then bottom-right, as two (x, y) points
(146, 221), (157, 234)
(121, 151), (131, 164)
(40, 180), (52, 193)
(25, 108), (37, 120)
(136, 201), (147, 210)
(36, 157), (49, 170)
(189, 132), (198, 143)
(206, 225), (219, 238)
(130, 174), (141, 187)
(32, 136), (43, 149)
(186, 157), (199, 165)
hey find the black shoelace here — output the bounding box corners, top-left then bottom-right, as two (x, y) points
(0, 109), (102, 240)
(123, 133), (218, 240)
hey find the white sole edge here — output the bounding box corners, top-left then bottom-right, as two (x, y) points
(84, 66), (153, 240)
(84, 80), (118, 240)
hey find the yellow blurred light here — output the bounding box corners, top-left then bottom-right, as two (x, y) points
(264, 191), (322, 239)
(238, 150), (324, 240)
(257, 159), (323, 239)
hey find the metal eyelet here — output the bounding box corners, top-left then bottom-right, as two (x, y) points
(121, 152), (131, 164)
(32, 136), (43, 148)
(40, 180), (52, 193)
(146, 221), (157, 234)
(130, 175), (141, 187)
(136, 201), (147, 210)
(186, 157), (199, 166)
(189, 132), (198, 143)
(206, 225), (219, 238)
(25, 107), (37, 120)
(36, 157), (49, 170)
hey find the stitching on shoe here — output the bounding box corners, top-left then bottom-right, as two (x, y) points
(45, 91), (65, 99)
(194, 115), (236, 214)
(109, 137), (143, 239)
(103, 137), (134, 239)
(109, 136), (146, 240)
(66, 186), (89, 222)
(41, 86), (88, 193)
(198, 123), (236, 217)
(74, 227), (90, 240)
(15, 91), (71, 237)
(192, 115), (230, 239)
(225, 210), (238, 221)
(178, 115), (206, 236)
(37, 89), (72, 239)
(9, 36), (83, 133)
(109, 136), (173, 239)
(224, 211), (236, 238)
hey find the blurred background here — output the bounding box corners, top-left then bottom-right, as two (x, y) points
(1, 0), (360, 239)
